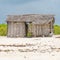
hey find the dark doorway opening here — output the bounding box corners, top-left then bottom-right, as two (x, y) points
(25, 22), (28, 37)
(25, 22), (32, 37)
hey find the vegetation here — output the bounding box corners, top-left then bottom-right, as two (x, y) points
(27, 32), (32, 37)
(0, 24), (7, 36)
(54, 25), (60, 35)
(0, 24), (60, 36)
(27, 23), (32, 37)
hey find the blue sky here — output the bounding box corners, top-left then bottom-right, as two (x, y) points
(0, 0), (60, 25)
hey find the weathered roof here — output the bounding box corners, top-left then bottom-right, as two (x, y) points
(6, 14), (55, 24)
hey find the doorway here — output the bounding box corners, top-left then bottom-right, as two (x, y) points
(25, 22), (32, 37)
(25, 22), (28, 37)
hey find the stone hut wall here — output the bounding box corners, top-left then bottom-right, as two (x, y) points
(7, 22), (26, 37)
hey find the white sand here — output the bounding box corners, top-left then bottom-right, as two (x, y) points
(0, 36), (60, 60)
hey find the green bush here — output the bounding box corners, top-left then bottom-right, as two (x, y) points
(54, 25), (60, 35)
(0, 24), (7, 36)
(27, 32), (32, 37)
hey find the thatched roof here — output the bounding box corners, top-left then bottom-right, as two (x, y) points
(6, 14), (55, 24)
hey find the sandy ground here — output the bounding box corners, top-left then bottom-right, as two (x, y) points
(0, 36), (60, 60)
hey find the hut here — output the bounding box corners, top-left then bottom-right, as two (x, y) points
(6, 14), (55, 37)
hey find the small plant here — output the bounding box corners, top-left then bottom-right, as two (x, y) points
(54, 25), (60, 35)
(0, 24), (7, 36)
(27, 32), (32, 37)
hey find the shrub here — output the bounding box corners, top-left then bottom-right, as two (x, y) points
(0, 24), (7, 36)
(27, 32), (32, 37)
(54, 25), (60, 35)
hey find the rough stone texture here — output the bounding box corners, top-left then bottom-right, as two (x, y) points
(6, 14), (55, 37)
